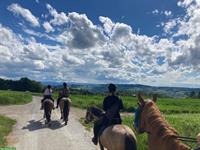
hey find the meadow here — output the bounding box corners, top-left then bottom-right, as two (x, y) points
(71, 94), (200, 114)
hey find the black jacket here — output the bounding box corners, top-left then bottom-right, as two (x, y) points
(103, 95), (123, 121)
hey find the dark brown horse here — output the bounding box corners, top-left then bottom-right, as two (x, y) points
(85, 106), (137, 150)
(43, 99), (54, 126)
(59, 97), (71, 125)
(135, 94), (191, 150)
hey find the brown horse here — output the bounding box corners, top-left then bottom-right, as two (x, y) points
(85, 106), (137, 150)
(59, 97), (71, 125)
(43, 99), (54, 125)
(135, 94), (192, 150)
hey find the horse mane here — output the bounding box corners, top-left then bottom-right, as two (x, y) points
(90, 106), (104, 117)
(143, 100), (191, 149)
(143, 101), (178, 138)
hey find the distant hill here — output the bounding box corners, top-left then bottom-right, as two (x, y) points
(42, 82), (200, 98)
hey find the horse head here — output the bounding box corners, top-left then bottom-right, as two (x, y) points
(85, 106), (104, 124)
(85, 107), (95, 123)
(134, 94), (157, 134)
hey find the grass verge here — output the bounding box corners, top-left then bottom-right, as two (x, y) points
(0, 115), (16, 147)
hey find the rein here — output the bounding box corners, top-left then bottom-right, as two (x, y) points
(177, 136), (197, 143)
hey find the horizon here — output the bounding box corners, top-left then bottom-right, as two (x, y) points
(1, 0), (200, 88)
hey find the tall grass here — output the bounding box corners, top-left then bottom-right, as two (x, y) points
(0, 90), (32, 105)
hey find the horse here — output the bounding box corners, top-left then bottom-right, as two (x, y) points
(85, 106), (137, 150)
(43, 99), (54, 126)
(134, 94), (192, 150)
(59, 97), (71, 125)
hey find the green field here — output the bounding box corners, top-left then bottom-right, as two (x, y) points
(0, 90), (32, 105)
(71, 94), (200, 114)
(0, 115), (16, 147)
(74, 94), (200, 150)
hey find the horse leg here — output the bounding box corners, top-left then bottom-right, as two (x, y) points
(99, 142), (104, 150)
(63, 101), (68, 125)
(44, 102), (50, 123)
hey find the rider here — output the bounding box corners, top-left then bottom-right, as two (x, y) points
(92, 83), (123, 145)
(40, 85), (54, 110)
(56, 82), (70, 108)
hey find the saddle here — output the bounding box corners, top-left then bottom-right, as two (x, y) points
(61, 97), (71, 102)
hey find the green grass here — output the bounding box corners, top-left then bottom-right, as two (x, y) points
(74, 94), (200, 149)
(0, 90), (32, 105)
(123, 114), (200, 150)
(71, 94), (200, 114)
(0, 115), (16, 147)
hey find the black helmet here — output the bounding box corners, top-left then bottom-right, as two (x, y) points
(63, 82), (67, 87)
(108, 83), (116, 92)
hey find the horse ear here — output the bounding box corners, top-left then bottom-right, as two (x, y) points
(152, 94), (157, 103)
(138, 93), (145, 104)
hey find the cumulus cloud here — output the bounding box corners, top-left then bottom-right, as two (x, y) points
(7, 3), (40, 27)
(1, 1), (200, 86)
(167, 0), (200, 69)
(46, 4), (68, 26)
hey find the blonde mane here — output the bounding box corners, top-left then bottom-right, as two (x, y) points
(142, 100), (191, 150)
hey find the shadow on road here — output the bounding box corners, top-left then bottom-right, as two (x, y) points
(22, 119), (65, 131)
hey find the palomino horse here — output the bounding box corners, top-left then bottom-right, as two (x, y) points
(43, 99), (54, 125)
(59, 97), (71, 125)
(85, 106), (137, 150)
(134, 94), (192, 150)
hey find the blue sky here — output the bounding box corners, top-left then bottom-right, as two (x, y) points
(0, 0), (200, 88)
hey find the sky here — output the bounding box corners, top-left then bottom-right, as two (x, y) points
(0, 0), (200, 88)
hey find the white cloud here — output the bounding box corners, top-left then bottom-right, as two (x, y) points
(1, 1), (200, 87)
(152, 9), (159, 15)
(7, 3), (40, 27)
(46, 4), (68, 26)
(164, 10), (172, 17)
(43, 22), (54, 33)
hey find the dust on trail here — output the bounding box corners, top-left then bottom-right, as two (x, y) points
(0, 96), (99, 150)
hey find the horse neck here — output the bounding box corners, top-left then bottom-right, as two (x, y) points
(144, 103), (191, 150)
(91, 107), (103, 118)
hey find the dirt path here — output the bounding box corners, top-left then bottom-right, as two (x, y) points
(0, 96), (99, 150)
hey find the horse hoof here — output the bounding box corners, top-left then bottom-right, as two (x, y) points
(65, 121), (67, 125)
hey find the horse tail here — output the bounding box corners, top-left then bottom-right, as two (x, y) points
(125, 134), (137, 150)
(63, 100), (69, 121)
(44, 101), (50, 122)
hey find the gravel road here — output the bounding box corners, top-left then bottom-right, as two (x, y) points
(0, 96), (99, 150)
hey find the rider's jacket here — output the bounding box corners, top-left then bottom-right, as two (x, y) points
(103, 95), (123, 123)
(60, 87), (70, 97)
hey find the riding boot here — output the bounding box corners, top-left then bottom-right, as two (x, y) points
(92, 137), (98, 145)
(92, 121), (102, 145)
